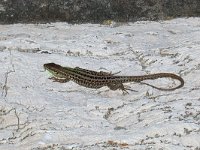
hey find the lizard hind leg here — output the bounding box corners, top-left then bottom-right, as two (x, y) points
(107, 83), (137, 94)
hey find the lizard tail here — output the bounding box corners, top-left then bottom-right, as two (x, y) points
(131, 73), (184, 91)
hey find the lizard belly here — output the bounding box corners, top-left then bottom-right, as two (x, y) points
(71, 78), (104, 89)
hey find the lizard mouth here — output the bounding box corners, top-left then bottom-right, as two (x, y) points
(43, 64), (47, 70)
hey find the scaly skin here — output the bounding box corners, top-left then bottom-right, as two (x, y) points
(44, 63), (184, 92)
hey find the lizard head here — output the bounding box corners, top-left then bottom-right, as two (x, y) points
(43, 63), (61, 70)
(43, 63), (64, 78)
(44, 63), (74, 79)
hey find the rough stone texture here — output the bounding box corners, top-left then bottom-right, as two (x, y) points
(0, 18), (200, 150)
(0, 0), (199, 24)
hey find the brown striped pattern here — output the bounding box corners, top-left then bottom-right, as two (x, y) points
(44, 63), (184, 91)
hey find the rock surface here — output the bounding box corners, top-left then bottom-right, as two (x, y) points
(0, 18), (200, 149)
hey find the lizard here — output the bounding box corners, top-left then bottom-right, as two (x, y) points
(43, 63), (184, 93)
